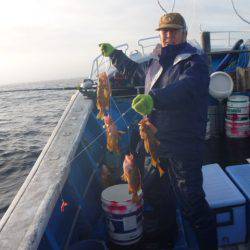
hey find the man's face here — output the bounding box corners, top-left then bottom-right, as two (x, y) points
(159, 28), (187, 47)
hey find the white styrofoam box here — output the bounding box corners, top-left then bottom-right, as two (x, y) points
(202, 163), (246, 246)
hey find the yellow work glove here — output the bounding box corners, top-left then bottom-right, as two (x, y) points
(132, 94), (154, 116)
(99, 43), (115, 57)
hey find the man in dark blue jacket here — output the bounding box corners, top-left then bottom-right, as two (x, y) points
(100, 13), (217, 250)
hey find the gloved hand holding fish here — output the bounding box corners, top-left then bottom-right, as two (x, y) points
(139, 117), (165, 177)
(96, 72), (111, 120)
(104, 115), (124, 154)
(121, 154), (141, 204)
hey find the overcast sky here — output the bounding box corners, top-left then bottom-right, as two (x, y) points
(0, 0), (249, 85)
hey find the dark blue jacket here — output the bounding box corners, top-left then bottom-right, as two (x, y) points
(110, 42), (209, 160)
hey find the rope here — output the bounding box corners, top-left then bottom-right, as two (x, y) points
(171, 0), (175, 12)
(230, 0), (250, 25)
(157, 0), (167, 13)
(157, 0), (175, 14)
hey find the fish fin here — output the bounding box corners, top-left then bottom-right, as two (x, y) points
(157, 165), (165, 177)
(147, 122), (158, 134)
(97, 111), (104, 120)
(151, 158), (157, 167)
(132, 193), (140, 204)
(121, 174), (127, 182)
(159, 168), (165, 177)
(121, 174), (124, 181)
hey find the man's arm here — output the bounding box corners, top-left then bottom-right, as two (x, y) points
(149, 57), (210, 110)
(110, 50), (151, 86)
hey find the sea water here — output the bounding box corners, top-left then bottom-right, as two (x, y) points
(0, 78), (81, 219)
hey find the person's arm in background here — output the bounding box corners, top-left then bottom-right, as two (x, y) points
(149, 55), (209, 110)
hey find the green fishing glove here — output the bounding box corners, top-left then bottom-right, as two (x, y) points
(132, 94), (154, 116)
(99, 43), (115, 57)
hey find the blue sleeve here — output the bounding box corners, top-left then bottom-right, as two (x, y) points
(110, 50), (151, 86)
(149, 58), (209, 110)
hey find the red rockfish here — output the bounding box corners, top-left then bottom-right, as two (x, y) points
(96, 72), (111, 120)
(122, 154), (141, 204)
(139, 117), (166, 177)
(104, 115), (123, 153)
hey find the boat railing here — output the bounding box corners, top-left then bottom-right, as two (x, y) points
(137, 35), (160, 55)
(137, 31), (250, 54)
(209, 30), (250, 50)
(0, 92), (94, 249)
(89, 43), (129, 79)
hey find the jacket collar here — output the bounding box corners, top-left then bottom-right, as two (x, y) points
(173, 53), (193, 65)
(159, 42), (198, 67)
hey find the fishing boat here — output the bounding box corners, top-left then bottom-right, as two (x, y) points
(0, 30), (250, 250)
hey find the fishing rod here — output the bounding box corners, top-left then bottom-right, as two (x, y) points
(0, 86), (78, 94)
(0, 81), (144, 97)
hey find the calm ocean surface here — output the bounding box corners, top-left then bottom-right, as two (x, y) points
(0, 78), (82, 219)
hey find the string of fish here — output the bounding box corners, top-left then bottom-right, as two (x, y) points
(59, 106), (132, 212)
(60, 57), (133, 210)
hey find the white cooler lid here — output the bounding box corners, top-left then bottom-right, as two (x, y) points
(202, 164), (246, 208)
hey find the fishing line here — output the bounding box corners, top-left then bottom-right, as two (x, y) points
(110, 97), (130, 130)
(67, 106), (133, 166)
(111, 96), (132, 153)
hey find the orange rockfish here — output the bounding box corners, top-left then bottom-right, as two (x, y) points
(96, 72), (111, 120)
(139, 117), (165, 177)
(104, 115), (123, 154)
(122, 154), (141, 204)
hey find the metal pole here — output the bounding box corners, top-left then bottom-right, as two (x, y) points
(201, 32), (212, 71)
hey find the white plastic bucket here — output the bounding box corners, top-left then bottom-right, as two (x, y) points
(226, 95), (249, 121)
(101, 184), (143, 246)
(225, 119), (250, 138)
(209, 71), (234, 100)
